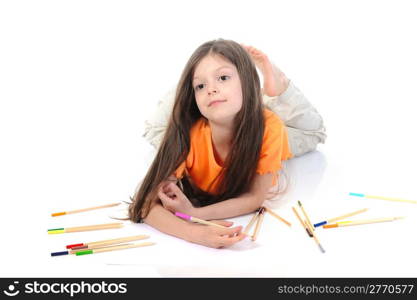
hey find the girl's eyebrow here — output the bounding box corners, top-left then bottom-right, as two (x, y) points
(193, 66), (234, 81)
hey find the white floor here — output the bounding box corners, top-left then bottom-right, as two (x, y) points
(2, 139), (416, 278)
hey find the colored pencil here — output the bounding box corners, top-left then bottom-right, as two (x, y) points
(349, 193), (417, 204)
(292, 206), (313, 237)
(51, 243), (134, 257)
(174, 212), (227, 228)
(47, 222), (123, 234)
(66, 235), (150, 250)
(51, 202), (121, 217)
(75, 242), (156, 256)
(264, 207), (291, 227)
(251, 207), (266, 241)
(323, 217), (404, 228)
(314, 208), (368, 227)
(298, 201), (314, 231)
(243, 208), (262, 235)
(296, 202), (325, 253)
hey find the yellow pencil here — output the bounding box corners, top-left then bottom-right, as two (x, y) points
(323, 217), (404, 228)
(51, 202), (121, 217)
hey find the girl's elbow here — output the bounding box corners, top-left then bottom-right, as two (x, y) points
(249, 194), (266, 210)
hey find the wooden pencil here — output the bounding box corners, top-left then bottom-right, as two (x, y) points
(323, 216), (404, 228)
(174, 212), (227, 228)
(297, 202), (325, 253)
(251, 207), (265, 241)
(243, 208), (261, 235)
(314, 208), (369, 227)
(349, 193), (417, 204)
(66, 235), (150, 250)
(51, 202), (121, 217)
(52, 243), (135, 257)
(298, 201), (314, 231)
(75, 242), (156, 256)
(264, 207), (291, 227)
(292, 206), (313, 237)
(47, 222), (123, 234)
(69, 243), (133, 255)
(308, 227), (326, 253)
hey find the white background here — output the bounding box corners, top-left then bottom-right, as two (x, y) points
(0, 0), (416, 277)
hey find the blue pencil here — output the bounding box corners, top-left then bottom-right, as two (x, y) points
(314, 208), (368, 227)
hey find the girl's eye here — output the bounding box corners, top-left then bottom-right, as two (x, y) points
(219, 75), (230, 81)
(195, 84), (204, 90)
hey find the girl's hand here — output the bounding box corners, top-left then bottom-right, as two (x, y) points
(158, 182), (195, 215)
(188, 220), (247, 249)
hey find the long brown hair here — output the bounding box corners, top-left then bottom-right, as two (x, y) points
(128, 38), (265, 222)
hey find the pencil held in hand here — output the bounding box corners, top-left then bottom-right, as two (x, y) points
(174, 212), (227, 228)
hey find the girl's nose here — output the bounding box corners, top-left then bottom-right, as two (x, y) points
(207, 84), (218, 95)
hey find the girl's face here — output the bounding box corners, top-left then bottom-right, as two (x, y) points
(192, 54), (243, 124)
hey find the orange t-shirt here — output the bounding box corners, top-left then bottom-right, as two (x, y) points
(174, 109), (292, 194)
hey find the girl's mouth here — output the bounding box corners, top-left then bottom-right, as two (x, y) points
(209, 100), (226, 107)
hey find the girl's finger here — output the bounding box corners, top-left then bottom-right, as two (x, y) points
(168, 182), (182, 193)
(158, 190), (173, 203)
(215, 225), (242, 236)
(221, 232), (247, 247)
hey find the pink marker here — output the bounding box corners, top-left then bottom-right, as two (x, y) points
(175, 212), (227, 228)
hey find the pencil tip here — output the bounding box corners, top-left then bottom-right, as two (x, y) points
(319, 244), (326, 253)
(297, 200), (302, 206)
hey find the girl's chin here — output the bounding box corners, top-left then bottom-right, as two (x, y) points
(206, 113), (237, 124)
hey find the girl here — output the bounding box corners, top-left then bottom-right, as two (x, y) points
(129, 39), (326, 248)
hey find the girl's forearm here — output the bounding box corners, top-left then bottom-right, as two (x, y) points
(143, 203), (195, 242)
(194, 193), (263, 220)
